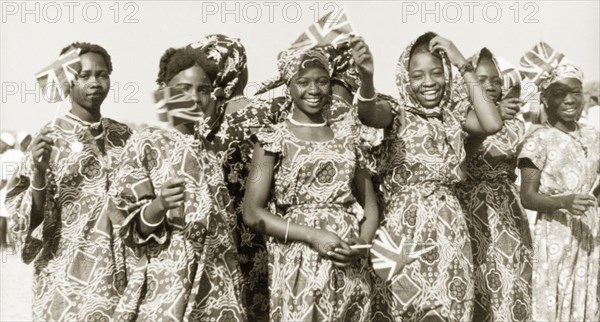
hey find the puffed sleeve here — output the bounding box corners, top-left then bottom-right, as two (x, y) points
(518, 125), (548, 171)
(340, 115), (378, 176)
(253, 122), (286, 154)
(108, 129), (169, 247)
(226, 97), (292, 136)
(6, 125), (60, 264)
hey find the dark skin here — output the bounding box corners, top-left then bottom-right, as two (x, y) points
(28, 52), (111, 231)
(355, 35), (503, 135)
(137, 65), (215, 236)
(520, 78), (599, 214)
(243, 66), (379, 267)
(465, 55), (523, 155)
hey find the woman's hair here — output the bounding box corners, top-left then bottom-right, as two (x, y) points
(408, 32), (441, 66)
(60, 42), (113, 74)
(156, 47), (218, 85)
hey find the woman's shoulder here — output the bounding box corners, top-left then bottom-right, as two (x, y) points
(127, 126), (177, 146)
(578, 122), (600, 141)
(524, 122), (553, 139)
(254, 120), (289, 153)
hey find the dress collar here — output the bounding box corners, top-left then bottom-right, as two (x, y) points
(64, 112), (104, 139)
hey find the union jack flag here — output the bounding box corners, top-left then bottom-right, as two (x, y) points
(519, 41), (565, 86)
(370, 228), (436, 281)
(289, 8), (355, 51)
(35, 47), (81, 102)
(154, 87), (204, 127)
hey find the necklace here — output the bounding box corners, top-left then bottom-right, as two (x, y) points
(288, 117), (327, 127)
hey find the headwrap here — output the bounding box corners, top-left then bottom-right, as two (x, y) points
(469, 48), (521, 97)
(255, 46), (335, 95)
(395, 33), (468, 118)
(187, 34), (248, 100)
(519, 41), (584, 92)
(329, 42), (361, 93)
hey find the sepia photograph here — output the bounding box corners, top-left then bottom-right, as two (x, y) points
(1, 1), (599, 321)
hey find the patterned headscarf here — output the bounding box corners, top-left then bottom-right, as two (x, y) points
(187, 34), (248, 100)
(519, 41), (584, 92)
(395, 33), (468, 118)
(255, 46), (335, 95)
(542, 63), (584, 91)
(469, 48), (521, 98)
(330, 42), (361, 94)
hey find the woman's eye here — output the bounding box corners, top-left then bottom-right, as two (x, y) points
(175, 85), (191, 92)
(78, 73), (90, 79)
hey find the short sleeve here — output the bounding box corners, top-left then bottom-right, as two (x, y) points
(228, 98), (292, 133)
(518, 126), (548, 171)
(253, 123), (285, 154)
(345, 117), (378, 176)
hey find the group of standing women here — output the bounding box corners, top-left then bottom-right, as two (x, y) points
(5, 27), (599, 322)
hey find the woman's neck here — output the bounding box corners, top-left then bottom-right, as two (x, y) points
(291, 108), (325, 125)
(70, 103), (101, 123)
(548, 117), (577, 132)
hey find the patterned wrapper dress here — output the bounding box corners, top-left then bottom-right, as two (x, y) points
(6, 114), (132, 321)
(109, 127), (246, 322)
(370, 37), (475, 322)
(456, 117), (533, 322)
(254, 116), (373, 321)
(518, 122), (600, 322)
(371, 101), (475, 322)
(215, 97), (293, 321)
(216, 95), (380, 320)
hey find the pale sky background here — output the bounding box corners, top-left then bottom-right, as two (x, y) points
(1, 0), (599, 133)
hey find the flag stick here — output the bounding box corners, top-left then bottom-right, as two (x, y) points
(50, 98), (66, 127)
(37, 97), (67, 163)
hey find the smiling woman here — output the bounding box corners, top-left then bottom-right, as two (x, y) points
(242, 45), (379, 321)
(518, 61), (600, 322)
(359, 32), (503, 321)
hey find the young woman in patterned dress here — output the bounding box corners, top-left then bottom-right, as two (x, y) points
(187, 34), (272, 320)
(356, 32), (503, 321)
(109, 46), (245, 321)
(518, 58), (600, 322)
(456, 48), (533, 322)
(242, 44), (379, 321)
(6, 42), (133, 321)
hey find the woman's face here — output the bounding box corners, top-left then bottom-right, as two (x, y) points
(289, 66), (331, 116)
(544, 77), (583, 123)
(71, 52), (110, 110)
(408, 50), (446, 108)
(167, 65), (214, 118)
(475, 56), (502, 103)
